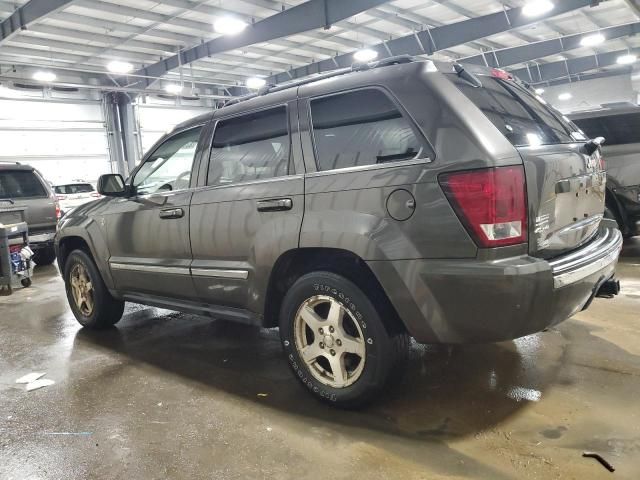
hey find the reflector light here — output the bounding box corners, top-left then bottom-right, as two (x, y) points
(439, 166), (528, 248)
(491, 68), (513, 80)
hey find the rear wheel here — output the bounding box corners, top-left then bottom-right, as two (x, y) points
(33, 246), (56, 266)
(279, 271), (409, 408)
(64, 250), (124, 329)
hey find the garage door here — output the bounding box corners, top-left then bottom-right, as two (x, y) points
(0, 97), (111, 185)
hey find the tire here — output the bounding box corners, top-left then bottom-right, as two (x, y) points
(21, 278), (32, 288)
(33, 246), (56, 266)
(279, 271), (410, 408)
(64, 250), (124, 329)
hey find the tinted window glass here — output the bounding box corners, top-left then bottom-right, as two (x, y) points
(0, 170), (47, 198)
(450, 75), (581, 146)
(54, 183), (94, 194)
(208, 107), (290, 186)
(134, 126), (202, 195)
(310, 89), (431, 171)
(573, 113), (640, 146)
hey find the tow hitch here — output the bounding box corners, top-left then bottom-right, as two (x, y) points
(596, 278), (621, 298)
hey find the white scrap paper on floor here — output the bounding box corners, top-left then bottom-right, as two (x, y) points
(15, 372), (46, 384)
(25, 379), (55, 392)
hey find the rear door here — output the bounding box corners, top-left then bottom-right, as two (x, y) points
(190, 97), (304, 314)
(0, 168), (57, 232)
(449, 74), (606, 258)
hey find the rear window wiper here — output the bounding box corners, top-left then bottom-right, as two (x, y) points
(454, 64), (483, 88)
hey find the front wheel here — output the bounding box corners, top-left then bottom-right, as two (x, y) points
(279, 271), (409, 408)
(64, 250), (124, 329)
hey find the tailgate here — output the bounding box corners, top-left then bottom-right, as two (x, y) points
(519, 144), (606, 259)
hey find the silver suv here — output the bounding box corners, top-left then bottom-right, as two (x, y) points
(0, 162), (59, 265)
(56, 58), (623, 407)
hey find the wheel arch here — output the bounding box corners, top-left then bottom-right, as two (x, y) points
(262, 247), (407, 335)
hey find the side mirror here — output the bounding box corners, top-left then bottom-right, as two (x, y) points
(97, 174), (127, 197)
(583, 136), (606, 156)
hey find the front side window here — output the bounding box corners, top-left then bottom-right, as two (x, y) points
(309, 88), (431, 172)
(55, 184), (94, 195)
(134, 126), (202, 195)
(0, 170), (47, 198)
(207, 106), (290, 186)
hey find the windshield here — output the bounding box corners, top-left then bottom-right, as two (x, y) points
(449, 74), (585, 147)
(0, 170), (47, 199)
(54, 183), (94, 194)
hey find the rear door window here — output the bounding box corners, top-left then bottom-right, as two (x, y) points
(0, 170), (47, 198)
(309, 88), (432, 172)
(573, 113), (640, 146)
(449, 75), (581, 147)
(55, 184), (94, 194)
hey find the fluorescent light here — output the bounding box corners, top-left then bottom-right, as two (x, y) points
(353, 48), (378, 62)
(558, 92), (573, 101)
(246, 77), (266, 89)
(535, 88), (545, 95)
(580, 33), (605, 47)
(32, 71), (56, 82)
(164, 84), (183, 94)
(522, 0), (554, 17)
(107, 60), (134, 74)
(617, 54), (637, 65)
(214, 17), (247, 35)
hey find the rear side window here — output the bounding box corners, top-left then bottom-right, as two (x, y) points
(0, 170), (47, 198)
(449, 75), (580, 147)
(55, 184), (94, 194)
(309, 88), (432, 172)
(573, 113), (640, 146)
(208, 106), (290, 186)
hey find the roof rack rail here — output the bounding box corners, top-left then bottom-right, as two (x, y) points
(224, 55), (417, 108)
(0, 161), (21, 165)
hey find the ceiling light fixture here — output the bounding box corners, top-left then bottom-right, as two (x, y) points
(214, 17), (248, 35)
(246, 77), (266, 89)
(164, 84), (183, 95)
(522, 0), (554, 17)
(580, 33), (605, 47)
(558, 92), (573, 101)
(107, 60), (134, 74)
(617, 54), (637, 65)
(353, 48), (378, 62)
(32, 71), (56, 82)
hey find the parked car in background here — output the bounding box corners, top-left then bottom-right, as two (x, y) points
(0, 162), (59, 265)
(570, 105), (640, 237)
(56, 58), (622, 407)
(54, 181), (101, 215)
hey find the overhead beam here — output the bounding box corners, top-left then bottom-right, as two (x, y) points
(0, 0), (73, 44)
(463, 22), (640, 68)
(510, 48), (640, 84)
(623, 0), (640, 18)
(539, 67), (635, 87)
(267, 0), (596, 84)
(131, 0), (393, 88)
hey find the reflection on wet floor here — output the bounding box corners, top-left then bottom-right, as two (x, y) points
(1, 238), (639, 479)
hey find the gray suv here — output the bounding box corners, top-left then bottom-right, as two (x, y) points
(570, 105), (640, 237)
(0, 162), (59, 265)
(55, 58), (622, 407)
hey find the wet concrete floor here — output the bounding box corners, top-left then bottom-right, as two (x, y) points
(1, 239), (639, 479)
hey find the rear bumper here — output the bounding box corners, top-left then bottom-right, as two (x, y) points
(29, 231), (56, 250)
(368, 227), (622, 344)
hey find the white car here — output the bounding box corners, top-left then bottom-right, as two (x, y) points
(53, 181), (101, 215)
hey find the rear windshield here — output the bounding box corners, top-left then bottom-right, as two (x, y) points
(449, 74), (584, 147)
(572, 112), (640, 146)
(54, 183), (94, 194)
(0, 170), (47, 199)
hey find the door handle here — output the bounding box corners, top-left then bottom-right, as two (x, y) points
(159, 208), (184, 219)
(256, 198), (293, 212)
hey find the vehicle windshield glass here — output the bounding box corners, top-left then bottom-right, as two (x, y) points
(0, 170), (47, 198)
(448, 74), (584, 147)
(572, 112), (640, 146)
(54, 183), (94, 194)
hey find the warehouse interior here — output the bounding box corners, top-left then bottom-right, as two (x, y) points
(1, 0), (639, 478)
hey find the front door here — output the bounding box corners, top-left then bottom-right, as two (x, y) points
(189, 100), (304, 315)
(105, 125), (204, 300)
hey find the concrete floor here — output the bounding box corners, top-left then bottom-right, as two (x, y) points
(1, 241), (639, 480)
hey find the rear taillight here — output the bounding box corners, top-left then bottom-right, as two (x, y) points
(56, 194), (67, 200)
(439, 166), (528, 248)
(91, 192), (101, 198)
(55, 200), (61, 221)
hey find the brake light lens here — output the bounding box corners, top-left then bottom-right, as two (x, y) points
(439, 166), (528, 248)
(56, 194), (67, 200)
(91, 192), (101, 198)
(491, 68), (513, 81)
(55, 200), (61, 221)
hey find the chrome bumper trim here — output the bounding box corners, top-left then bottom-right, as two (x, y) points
(549, 228), (623, 288)
(29, 232), (56, 243)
